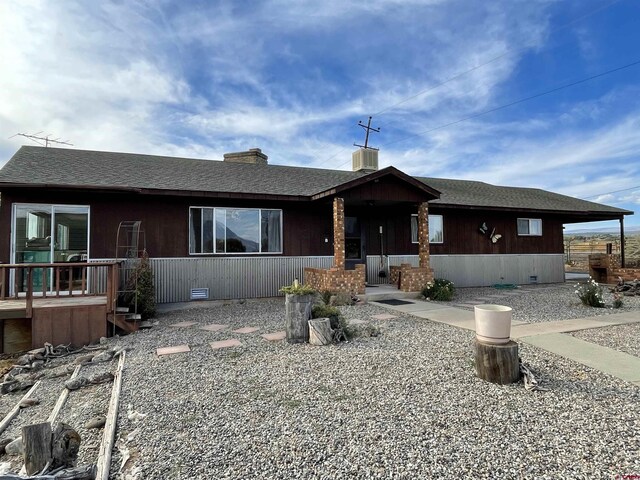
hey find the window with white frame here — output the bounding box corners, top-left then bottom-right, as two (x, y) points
(411, 214), (444, 244)
(517, 218), (542, 236)
(189, 207), (282, 254)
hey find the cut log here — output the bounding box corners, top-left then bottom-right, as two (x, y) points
(308, 318), (333, 346)
(48, 366), (81, 425)
(0, 381), (41, 436)
(95, 350), (125, 480)
(475, 339), (520, 385)
(22, 422), (52, 476)
(285, 294), (312, 344)
(0, 464), (96, 479)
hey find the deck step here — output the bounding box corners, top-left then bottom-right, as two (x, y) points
(107, 313), (138, 334)
(125, 313), (142, 321)
(116, 307), (130, 313)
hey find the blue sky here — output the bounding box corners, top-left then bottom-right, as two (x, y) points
(0, 0), (639, 231)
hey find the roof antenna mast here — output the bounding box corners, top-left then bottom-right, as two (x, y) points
(353, 116), (380, 151)
(9, 132), (73, 148)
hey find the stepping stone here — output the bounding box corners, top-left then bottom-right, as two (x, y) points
(210, 339), (242, 350)
(486, 294), (506, 298)
(201, 324), (229, 332)
(169, 321), (198, 328)
(372, 314), (397, 320)
(157, 345), (191, 356)
(261, 331), (286, 341)
(232, 327), (260, 334)
(348, 319), (367, 325)
(473, 297), (493, 301)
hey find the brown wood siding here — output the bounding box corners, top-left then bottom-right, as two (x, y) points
(428, 209), (564, 255)
(31, 305), (107, 349)
(339, 176), (433, 203)
(0, 188), (563, 260)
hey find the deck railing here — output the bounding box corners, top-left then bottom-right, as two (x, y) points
(0, 262), (121, 317)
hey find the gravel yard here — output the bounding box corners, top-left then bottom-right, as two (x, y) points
(442, 282), (640, 322)
(571, 323), (640, 358)
(106, 293), (640, 479)
(0, 283), (637, 479)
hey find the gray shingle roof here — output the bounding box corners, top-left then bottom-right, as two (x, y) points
(418, 177), (632, 215)
(0, 146), (631, 216)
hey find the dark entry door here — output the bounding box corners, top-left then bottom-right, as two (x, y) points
(345, 216), (364, 270)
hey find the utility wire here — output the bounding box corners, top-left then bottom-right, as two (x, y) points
(322, 0), (625, 168)
(332, 58), (640, 169)
(582, 185), (640, 200)
(371, 0), (624, 118)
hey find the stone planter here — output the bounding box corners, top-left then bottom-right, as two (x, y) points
(474, 304), (512, 344)
(285, 293), (313, 343)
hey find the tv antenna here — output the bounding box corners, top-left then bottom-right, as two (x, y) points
(354, 116), (380, 151)
(9, 132), (73, 148)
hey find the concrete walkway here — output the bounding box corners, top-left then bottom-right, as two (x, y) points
(371, 299), (640, 386)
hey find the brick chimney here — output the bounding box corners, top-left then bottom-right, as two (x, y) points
(223, 148), (268, 165)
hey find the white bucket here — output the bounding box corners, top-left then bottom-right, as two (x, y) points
(474, 304), (512, 344)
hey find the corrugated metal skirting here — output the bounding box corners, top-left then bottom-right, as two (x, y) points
(151, 256), (333, 303)
(367, 254), (565, 287)
(94, 254), (564, 303)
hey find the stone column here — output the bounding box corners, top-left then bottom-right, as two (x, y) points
(418, 202), (431, 269)
(333, 198), (345, 269)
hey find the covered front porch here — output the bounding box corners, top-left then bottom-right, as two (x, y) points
(302, 165), (441, 295)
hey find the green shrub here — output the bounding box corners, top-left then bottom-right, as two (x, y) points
(311, 304), (352, 341)
(320, 290), (333, 305)
(421, 278), (455, 301)
(575, 278), (605, 308)
(312, 304), (342, 328)
(280, 280), (315, 295)
(612, 293), (623, 309)
(124, 250), (156, 319)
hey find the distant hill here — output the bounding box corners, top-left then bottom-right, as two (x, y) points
(564, 225), (640, 235)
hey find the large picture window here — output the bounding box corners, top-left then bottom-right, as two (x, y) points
(517, 218), (542, 236)
(411, 214), (444, 244)
(190, 207), (282, 254)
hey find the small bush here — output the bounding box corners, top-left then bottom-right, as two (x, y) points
(312, 304), (342, 328)
(575, 278), (605, 308)
(311, 304), (352, 341)
(612, 293), (623, 309)
(320, 290), (333, 305)
(422, 278), (455, 301)
(280, 281), (315, 295)
(124, 250), (156, 320)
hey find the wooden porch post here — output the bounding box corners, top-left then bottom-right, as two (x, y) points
(418, 202), (431, 269)
(333, 198), (345, 269)
(620, 217), (625, 268)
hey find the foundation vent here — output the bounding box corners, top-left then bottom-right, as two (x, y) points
(529, 275), (538, 284)
(352, 148), (378, 172)
(190, 288), (210, 300)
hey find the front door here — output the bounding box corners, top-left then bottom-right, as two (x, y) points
(345, 216), (364, 270)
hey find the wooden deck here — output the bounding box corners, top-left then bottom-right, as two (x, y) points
(0, 262), (122, 353)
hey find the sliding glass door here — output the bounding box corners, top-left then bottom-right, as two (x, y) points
(12, 204), (90, 294)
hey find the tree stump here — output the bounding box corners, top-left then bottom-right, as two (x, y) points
(285, 294), (312, 343)
(475, 339), (520, 385)
(22, 422), (52, 475)
(308, 318), (333, 346)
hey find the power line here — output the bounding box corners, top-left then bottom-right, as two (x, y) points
(371, 0), (624, 118)
(332, 58), (640, 169)
(321, 0), (625, 168)
(385, 59), (640, 147)
(582, 185), (640, 200)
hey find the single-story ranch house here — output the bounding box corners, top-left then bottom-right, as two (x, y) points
(0, 145), (632, 303)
